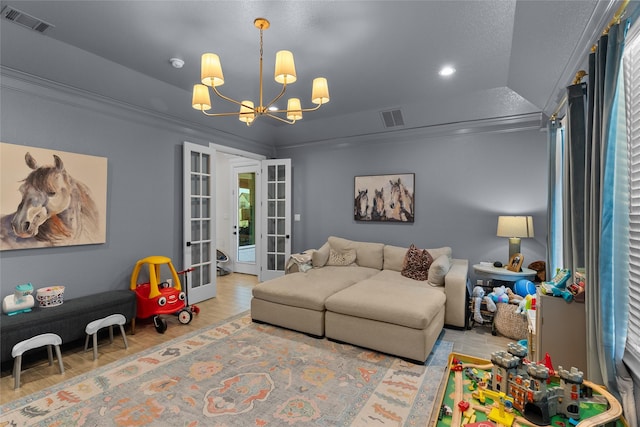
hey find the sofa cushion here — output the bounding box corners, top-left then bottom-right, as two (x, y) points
(428, 254), (451, 286)
(401, 244), (433, 281)
(327, 236), (384, 270)
(325, 270), (446, 329)
(252, 266), (379, 311)
(327, 248), (356, 266)
(383, 244), (452, 271)
(312, 242), (330, 267)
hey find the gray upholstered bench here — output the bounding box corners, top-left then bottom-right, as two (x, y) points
(1, 290), (136, 367)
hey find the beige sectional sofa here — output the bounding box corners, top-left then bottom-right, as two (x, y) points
(251, 236), (469, 363)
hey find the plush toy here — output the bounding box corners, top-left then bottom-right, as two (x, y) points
(472, 286), (485, 323)
(488, 285), (509, 305)
(506, 287), (523, 304)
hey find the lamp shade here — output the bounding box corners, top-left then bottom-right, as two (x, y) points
(286, 98), (303, 121)
(201, 53), (225, 87)
(239, 100), (255, 124)
(497, 216), (534, 238)
(311, 77), (330, 105)
(192, 84), (212, 111)
(274, 50), (297, 84)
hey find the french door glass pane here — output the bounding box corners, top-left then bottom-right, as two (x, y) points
(191, 221), (200, 241)
(201, 154), (210, 174)
(191, 198), (200, 218)
(191, 152), (200, 173)
(202, 175), (210, 195)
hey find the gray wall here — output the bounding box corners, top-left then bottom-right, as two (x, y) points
(0, 72), (269, 300)
(278, 126), (548, 284)
(0, 71), (548, 301)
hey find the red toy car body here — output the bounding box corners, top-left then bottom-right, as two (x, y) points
(130, 256), (193, 327)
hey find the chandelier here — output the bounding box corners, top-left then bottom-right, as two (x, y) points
(191, 18), (330, 126)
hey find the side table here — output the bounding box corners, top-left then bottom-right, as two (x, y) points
(473, 263), (537, 283)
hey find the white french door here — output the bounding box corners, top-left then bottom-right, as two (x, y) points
(260, 159), (292, 282)
(182, 142), (216, 303)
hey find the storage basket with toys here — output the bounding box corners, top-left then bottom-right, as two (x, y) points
(36, 286), (65, 308)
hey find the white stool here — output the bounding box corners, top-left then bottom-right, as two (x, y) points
(12, 333), (64, 389)
(84, 314), (129, 360)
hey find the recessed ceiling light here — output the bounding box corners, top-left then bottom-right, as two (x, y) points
(439, 66), (456, 77)
(268, 105), (278, 112)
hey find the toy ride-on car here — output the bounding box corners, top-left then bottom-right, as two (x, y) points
(130, 255), (193, 333)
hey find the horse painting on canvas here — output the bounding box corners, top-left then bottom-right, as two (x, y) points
(1, 148), (105, 250)
(354, 173), (414, 223)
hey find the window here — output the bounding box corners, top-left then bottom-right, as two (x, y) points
(625, 21), (640, 364)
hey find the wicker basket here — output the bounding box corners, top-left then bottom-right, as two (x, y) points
(494, 302), (528, 340)
(36, 286), (65, 308)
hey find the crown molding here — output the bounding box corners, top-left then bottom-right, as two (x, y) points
(276, 112), (543, 152)
(0, 66), (270, 156)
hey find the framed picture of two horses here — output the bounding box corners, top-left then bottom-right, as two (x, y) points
(354, 173), (414, 222)
(0, 142), (108, 251)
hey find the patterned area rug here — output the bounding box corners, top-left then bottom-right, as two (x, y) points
(0, 312), (452, 426)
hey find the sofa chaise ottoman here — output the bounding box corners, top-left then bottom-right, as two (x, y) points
(251, 236), (469, 363)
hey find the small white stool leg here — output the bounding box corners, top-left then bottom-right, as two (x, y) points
(92, 333), (98, 361)
(46, 345), (54, 365)
(13, 355), (22, 389)
(54, 345), (64, 374)
(119, 324), (129, 349)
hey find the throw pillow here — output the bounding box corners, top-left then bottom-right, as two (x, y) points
(312, 242), (330, 267)
(326, 248), (357, 266)
(427, 254), (451, 286)
(401, 244), (433, 281)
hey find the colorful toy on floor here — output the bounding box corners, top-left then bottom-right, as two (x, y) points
(130, 256), (195, 333)
(2, 283), (35, 316)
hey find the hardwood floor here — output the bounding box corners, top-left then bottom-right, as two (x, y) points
(1, 273), (512, 405)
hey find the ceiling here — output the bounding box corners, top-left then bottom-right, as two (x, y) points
(0, 1), (628, 148)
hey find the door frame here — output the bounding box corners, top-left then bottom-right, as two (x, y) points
(209, 143), (266, 277)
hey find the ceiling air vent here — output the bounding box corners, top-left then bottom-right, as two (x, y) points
(380, 109), (405, 128)
(1, 5), (54, 33)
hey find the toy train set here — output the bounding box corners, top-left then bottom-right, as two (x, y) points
(433, 343), (624, 427)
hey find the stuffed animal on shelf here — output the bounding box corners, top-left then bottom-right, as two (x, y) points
(472, 286), (485, 324)
(506, 287), (523, 304)
(487, 285), (509, 306)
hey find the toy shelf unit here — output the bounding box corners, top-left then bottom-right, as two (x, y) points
(534, 290), (587, 376)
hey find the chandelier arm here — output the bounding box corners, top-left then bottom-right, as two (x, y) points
(211, 86), (256, 111)
(200, 110), (244, 117)
(300, 103), (324, 113)
(263, 83), (288, 111)
(265, 112), (296, 125)
(269, 101), (324, 114)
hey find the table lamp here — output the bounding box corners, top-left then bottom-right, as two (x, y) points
(497, 216), (534, 259)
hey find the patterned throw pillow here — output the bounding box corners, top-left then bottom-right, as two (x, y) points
(401, 244), (433, 281)
(326, 248), (357, 266)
